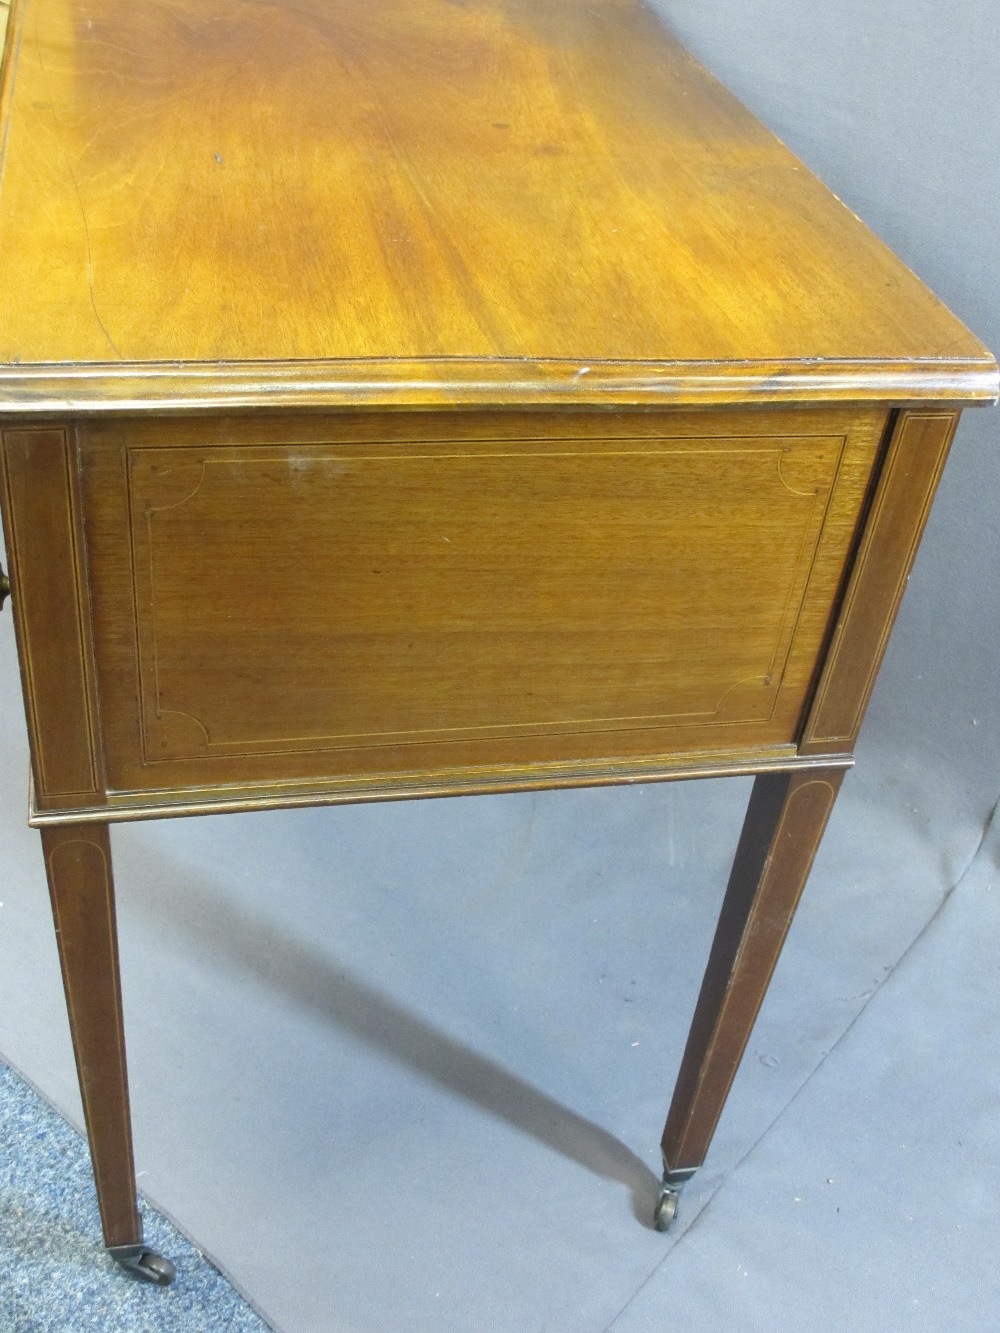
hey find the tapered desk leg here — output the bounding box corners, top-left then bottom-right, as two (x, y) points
(654, 766), (846, 1231)
(40, 823), (175, 1284)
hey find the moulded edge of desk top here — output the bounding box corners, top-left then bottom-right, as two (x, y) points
(0, 355), (996, 416)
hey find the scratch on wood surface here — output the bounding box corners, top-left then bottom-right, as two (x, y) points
(67, 162), (124, 360)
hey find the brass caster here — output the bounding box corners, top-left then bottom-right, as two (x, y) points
(653, 1159), (697, 1232)
(108, 1243), (176, 1285)
(653, 1186), (680, 1231)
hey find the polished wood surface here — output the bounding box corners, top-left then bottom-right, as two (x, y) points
(0, 0), (995, 1281)
(0, 0), (995, 412)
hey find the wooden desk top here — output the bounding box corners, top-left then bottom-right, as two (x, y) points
(0, 0), (995, 413)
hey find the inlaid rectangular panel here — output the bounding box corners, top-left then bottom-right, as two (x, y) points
(80, 409), (887, 798)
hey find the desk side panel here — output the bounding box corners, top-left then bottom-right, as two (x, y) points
(78, 408), (884, 806)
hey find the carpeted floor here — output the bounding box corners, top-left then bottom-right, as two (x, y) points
(0, 1059), (271, 1332)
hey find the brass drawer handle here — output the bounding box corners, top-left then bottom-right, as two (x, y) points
(0, 561), (9, 612)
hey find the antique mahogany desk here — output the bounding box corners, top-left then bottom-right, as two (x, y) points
(0, 0), (995, 1288)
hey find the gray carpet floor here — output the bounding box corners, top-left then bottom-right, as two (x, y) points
(0, 1060), (271, 1331)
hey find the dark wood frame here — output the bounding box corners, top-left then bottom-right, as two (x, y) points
(0, 404), (965, 1280)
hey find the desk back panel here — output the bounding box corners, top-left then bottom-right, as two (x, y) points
(77, 408), (886, 801)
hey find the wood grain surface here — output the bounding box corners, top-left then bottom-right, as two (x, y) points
(0, 0), (994, 411)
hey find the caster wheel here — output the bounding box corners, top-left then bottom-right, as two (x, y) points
(109, 1244), (177, 1285)
(136, 1252), (176, 1286)
(653, 1187), (679, 1232)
